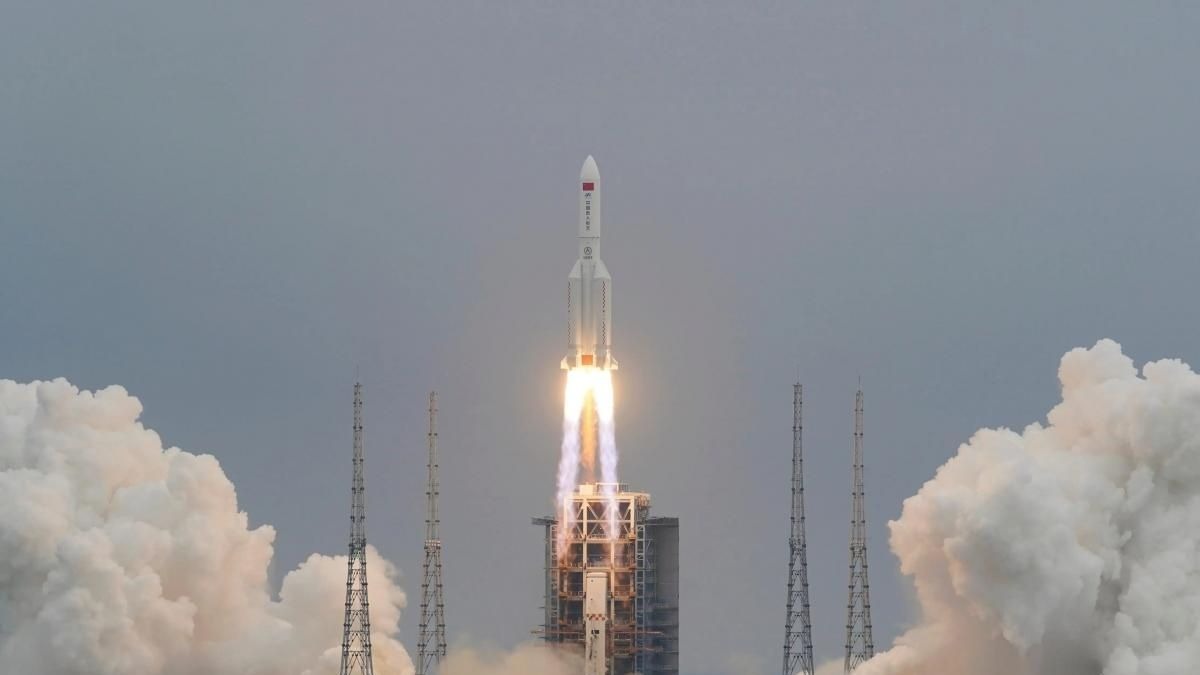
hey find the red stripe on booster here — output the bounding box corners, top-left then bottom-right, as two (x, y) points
(581, 182), (595, 191)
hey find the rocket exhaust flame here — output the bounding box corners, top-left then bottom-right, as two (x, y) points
(594, 373), (619, 538)
(581, 391), (597, 477)
(557, 368), (620, 558)
(556, 370), (588, 557)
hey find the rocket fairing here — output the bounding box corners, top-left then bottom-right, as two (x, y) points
(562, 155), (618, 371)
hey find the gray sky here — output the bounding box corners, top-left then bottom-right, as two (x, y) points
(3, 2), (1199, 674)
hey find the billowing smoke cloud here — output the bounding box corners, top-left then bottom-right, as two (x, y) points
(861, 340), (1200, 675)
(815, 659), (846, 675)
(440, 641), (582, 675)
(0, 378), (413, 675)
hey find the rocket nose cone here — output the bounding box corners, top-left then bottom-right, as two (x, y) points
(580, 155), (600, 183)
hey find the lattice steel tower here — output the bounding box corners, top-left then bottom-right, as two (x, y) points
(844, 386), (874, 673)
(340, 382), (375, 675)
(783, 383), (814, 675)
(417, 391), (447, 675)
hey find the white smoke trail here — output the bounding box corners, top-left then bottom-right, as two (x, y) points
(593, 371), (620, 539)
(556, 371), (589, 558)
(858, 339), (1200, 675)
(556, 369), (621, 552)
(0, 378), (413, 675)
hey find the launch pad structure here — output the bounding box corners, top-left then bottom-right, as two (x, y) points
(535, 482), (679, 675)
(534, 158), (678, 674)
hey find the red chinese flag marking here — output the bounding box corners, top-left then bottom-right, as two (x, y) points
(581, 182), (595, 191)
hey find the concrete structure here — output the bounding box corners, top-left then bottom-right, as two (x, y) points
(535, 483), (679, 675)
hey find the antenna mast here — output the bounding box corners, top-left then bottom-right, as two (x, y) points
(418, 391), (447, 675)
(844, 386), (874, 672)
(340, 382), (375, 675)
(783, 383), (814, 675)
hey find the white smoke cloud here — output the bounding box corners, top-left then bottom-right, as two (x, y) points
(440, 641), (582, 675)
(860, 339), (1200, 675)
(0, 378), (413, 675)
(814, 658), (845, 675)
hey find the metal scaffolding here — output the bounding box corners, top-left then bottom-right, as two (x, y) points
(784, 384), (814, 675)
(844, 387), (874, 672)
(535, 483), (678, 675)
(340, 383), (375, 675)
(418, 392), (447, 675)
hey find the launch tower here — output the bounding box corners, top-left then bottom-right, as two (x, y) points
(535, 483), (679, 675)
(418, 392), (447, 675)
(844, 387), (875, 672)
(339, 383), (375, 675)
(783, 384), (814, 675)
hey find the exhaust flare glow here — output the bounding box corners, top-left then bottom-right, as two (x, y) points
(556, 368), (620, 558)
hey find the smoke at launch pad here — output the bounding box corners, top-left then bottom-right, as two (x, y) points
(5, 152), (1200, 675)
(7, 340), (1200, 674)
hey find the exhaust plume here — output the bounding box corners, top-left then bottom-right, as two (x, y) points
(0, 378), (413, 675)
(594, 372), (619, 537)
(555, 368), (621, 556)
(860, 340), (1200, 675)
(556, 370), (589, 557)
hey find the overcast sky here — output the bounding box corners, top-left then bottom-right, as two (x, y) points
(3, 3), (1199, 674)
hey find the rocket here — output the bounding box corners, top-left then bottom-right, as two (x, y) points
(583, 571), (609, 675)
(562, 155), (618, 371)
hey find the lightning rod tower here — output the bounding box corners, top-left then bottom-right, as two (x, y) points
(417, 391), (447, 675)
(844, 386), (874, 673)
(783, 383), (814, 675)
(340, 382), (375, 675)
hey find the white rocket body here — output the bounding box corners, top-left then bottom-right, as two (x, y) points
(562, 155), (617, 371)
(584, 571), (609, 675)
